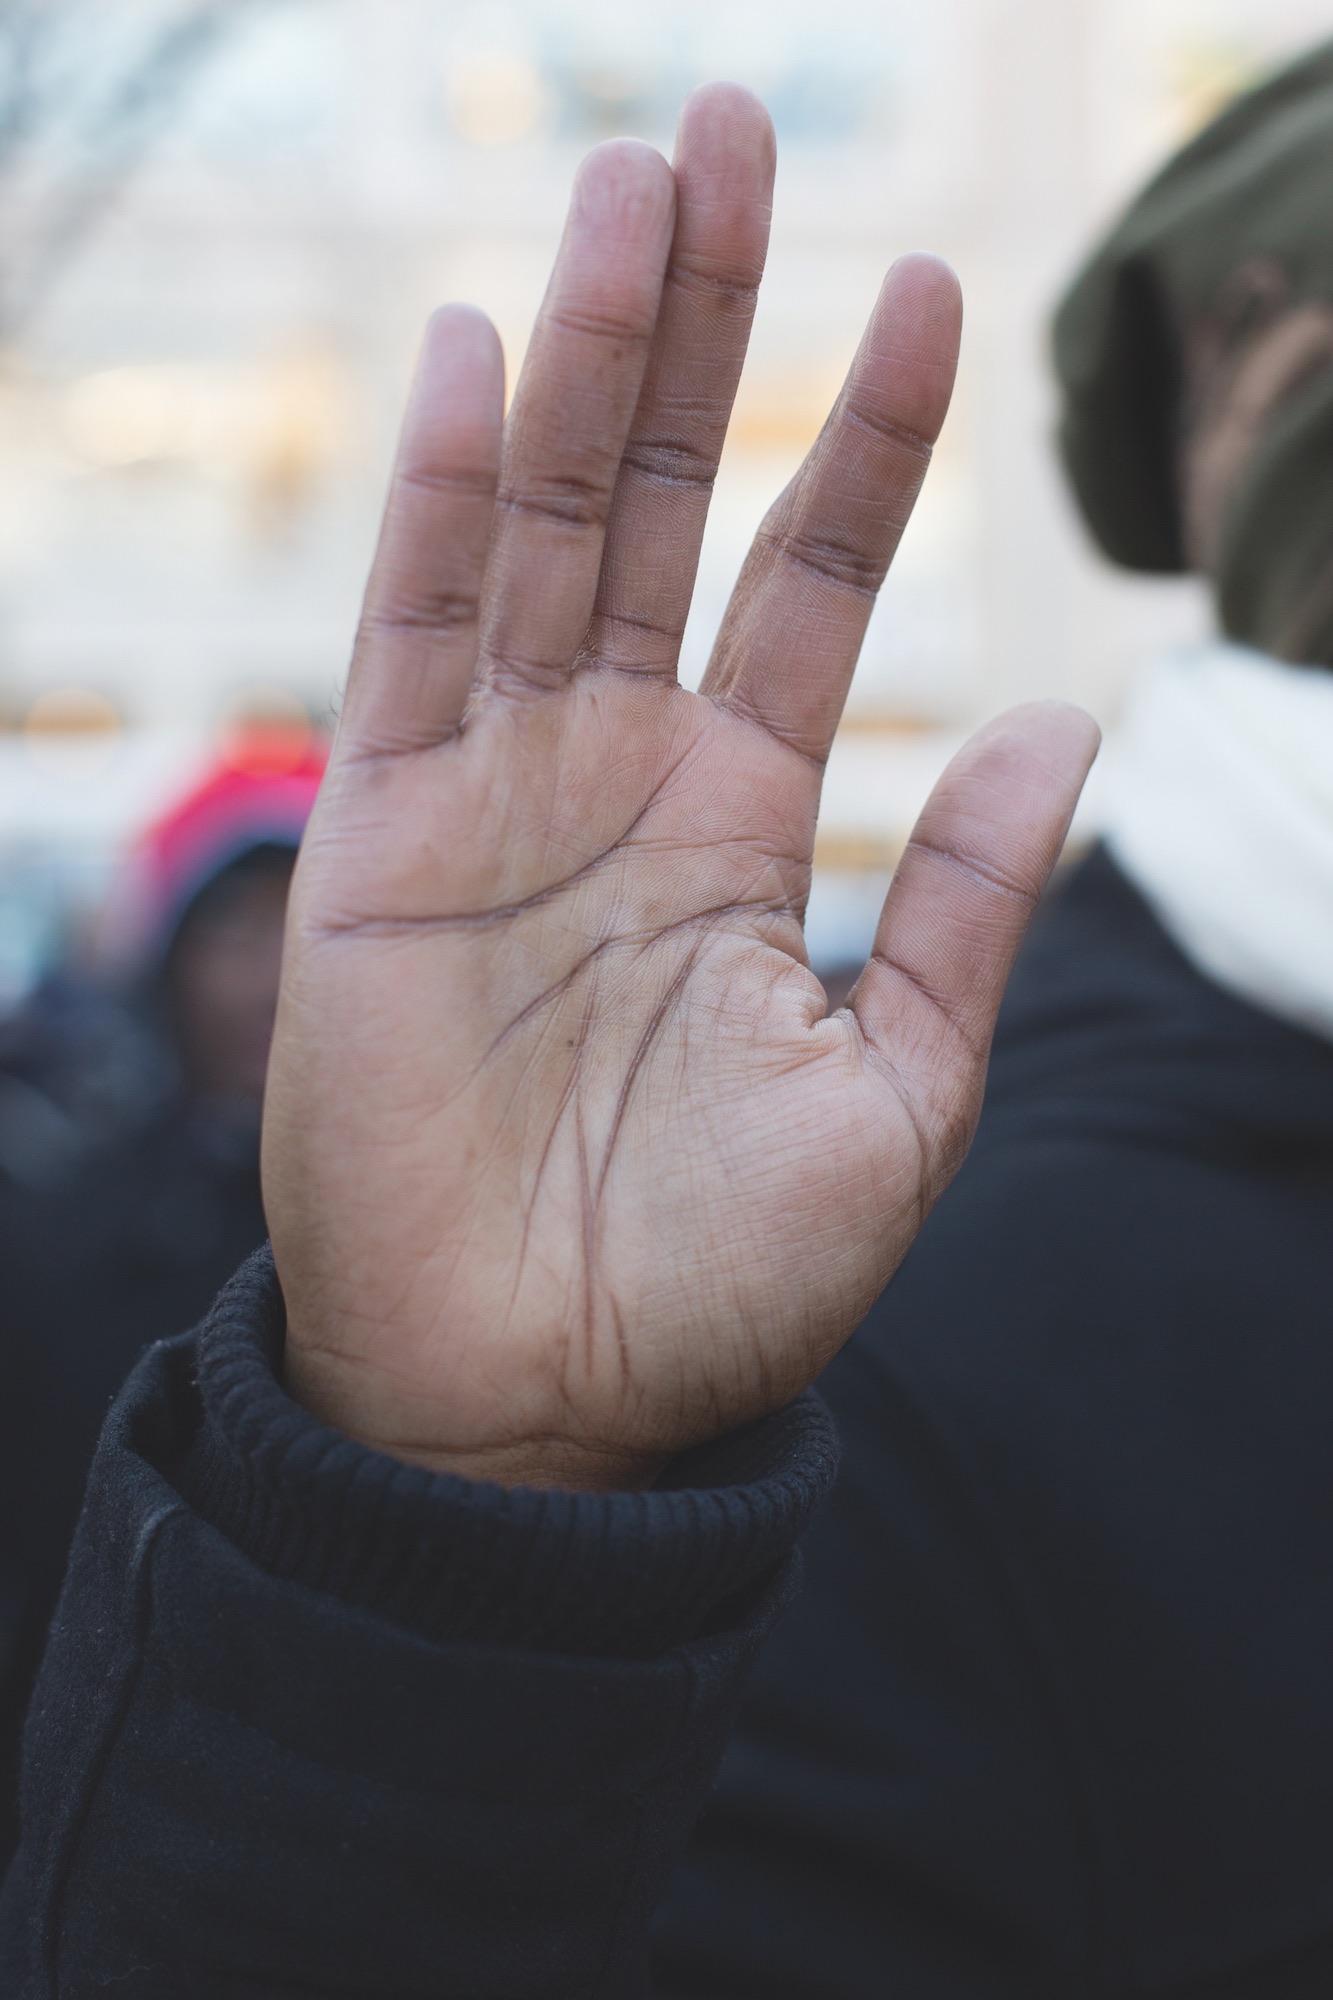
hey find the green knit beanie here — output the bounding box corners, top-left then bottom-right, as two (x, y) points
(1053, 39), (1333, 666)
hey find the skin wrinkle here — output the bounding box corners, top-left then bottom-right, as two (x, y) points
(312, 760), (652, 912)
(358, 591), (483, 640)
(391, 462), (501, 503)
(576, 625), (684, 680)
(490, 426), (652, 540)
(842, 994), (938, 1229)
(442, 913), (804, 1248)
(705, 686), (832, 771)
(305, 710), (799, 943)
(481, 649), (594, 699)
(305, 755), (684, 938)
(513, 1028), (585, 1350)
(665, 250), (765, 308)
(901, 830), (1044, 910)
(693, 292), (958, 761)
(839, 394), (937, 463)
(624, 357), (754, 422)
(594, 942), (703, 1208)
(868, 939), (982, 1071)
(482, 937), (624, 1067)
(574, 1091), (599, 1382)
(626, 383), (744, 425)
(540, 300), (663, 350)
(614, 442), (721, 492)
(492, 477), (618, 536)
(304, 964), (592, 1184)
(277, 1295), (658, 1465)
(419, 905), (805, 1431)
(761, 523), (894, 597)
(476, 894), (798, 1075)
(330, 719), (473, 770)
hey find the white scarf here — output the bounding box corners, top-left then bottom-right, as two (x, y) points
(1098, 639), (1333, 1042)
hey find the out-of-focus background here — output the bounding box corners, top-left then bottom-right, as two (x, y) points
(0, 0), (1330, 991)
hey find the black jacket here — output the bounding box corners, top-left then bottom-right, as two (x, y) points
(4, 846), (1333, 1996)
(660, 845), (1333, 1997)
(0, 1251), (836, 1998)
(0, 1017), (267, 1870)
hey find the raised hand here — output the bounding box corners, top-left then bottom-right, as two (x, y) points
(263, 85), (1098, 1491)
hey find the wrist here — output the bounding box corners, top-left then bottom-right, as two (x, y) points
(283, 1337), (668, 1493)
(182, 1248), (842, 1659)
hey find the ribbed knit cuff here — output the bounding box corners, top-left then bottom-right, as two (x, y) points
(180, 1248), (839, 1661)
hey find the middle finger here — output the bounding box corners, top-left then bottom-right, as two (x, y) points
(478, 140), (676, 700)
(579, 83), (776, 681)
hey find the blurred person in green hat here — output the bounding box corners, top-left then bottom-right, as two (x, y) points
(656, 42), (1333, 1998)
(1055, 39), (1333, 1033)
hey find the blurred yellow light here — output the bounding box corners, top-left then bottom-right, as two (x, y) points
(218, 684), (315, 774)
(1168, 38), (1262, 141)
(726, 362), (851, 452)
(60, 352), (348, 533)
(578, 68), (641, 104)
(24, 687), (121, 736)
(446, 49), (545, 146)
(23, 687), (122, 777)
(64, 366), (200, 465)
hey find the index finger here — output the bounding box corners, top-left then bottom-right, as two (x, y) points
(703, 254), (962, 763)
(338, 306), (504, 759)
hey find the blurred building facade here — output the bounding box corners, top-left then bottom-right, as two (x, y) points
(0, 0), (1330, 989)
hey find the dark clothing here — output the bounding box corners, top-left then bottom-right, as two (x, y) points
(0, 1251), (835, 1997)
(658, 845), (1333, 1996)
(0, 987), (267, 1867)
(4, 845), (1333, 1996)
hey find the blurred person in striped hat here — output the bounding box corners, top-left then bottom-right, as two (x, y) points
(0, 719), (325, 1867)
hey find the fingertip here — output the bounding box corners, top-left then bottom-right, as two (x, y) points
(423, 302), (504, 373)
(889, 250), (962, 295)
(425, 299), (499, 340)
(579, 132), (673, 174)
(1015, 695), (1102, 741)
(675, 80), (777, 176)
(844, 252), (962, 448)
(973, 700), (1102, 788)
(881, 251), (964, 352)
(403, 307), (505, 480)
(573, 135), (677, 236)
(417, 304), (505, 416)
(1027, 697), (1102, 761)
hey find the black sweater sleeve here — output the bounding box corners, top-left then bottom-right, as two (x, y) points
(0, 1249), (837, 2000)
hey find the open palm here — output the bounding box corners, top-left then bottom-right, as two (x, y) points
(264, 87), (1097, 1489)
